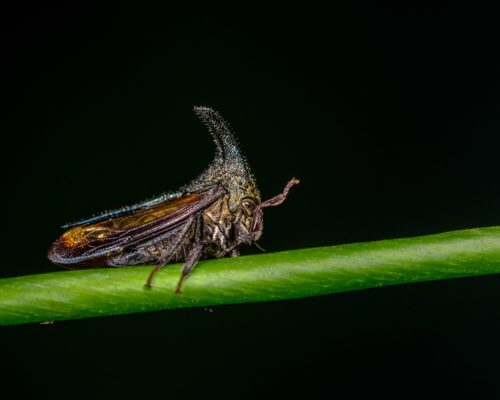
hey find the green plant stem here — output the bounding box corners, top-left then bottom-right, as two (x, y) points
(1, 226), (500, 326)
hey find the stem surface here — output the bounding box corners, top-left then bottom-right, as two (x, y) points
(1, 226), (500, 326)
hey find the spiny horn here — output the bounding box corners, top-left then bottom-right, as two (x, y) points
(193, 106), (251, 178)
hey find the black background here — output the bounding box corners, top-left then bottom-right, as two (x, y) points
(1, 2), (500, 399)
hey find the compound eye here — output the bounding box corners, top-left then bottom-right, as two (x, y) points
(241, 198), (257, 216)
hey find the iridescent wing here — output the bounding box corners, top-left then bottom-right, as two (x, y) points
(48, 185), (226, 267)
(61, 192), (183, 228)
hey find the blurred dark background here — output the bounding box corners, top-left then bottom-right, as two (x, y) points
(1, 2), (500, 398)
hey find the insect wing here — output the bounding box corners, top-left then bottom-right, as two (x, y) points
(61, 192), (182, 229)
(48, 186), (225, 267)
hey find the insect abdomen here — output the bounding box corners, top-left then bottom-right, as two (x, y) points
(107, 224), (196, 267)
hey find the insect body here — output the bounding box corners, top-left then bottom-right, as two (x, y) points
(48, 106), (299, 293)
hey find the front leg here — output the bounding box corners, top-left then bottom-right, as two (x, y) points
(260, 178), (300, 208)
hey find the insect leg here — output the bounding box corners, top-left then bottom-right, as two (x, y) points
(259, 178), (300, 209)
(175, 240), (215, 294)
(250, 178), (300, 237)
(230, 248), (240, 257)
(144, 215), (196, 288)
(253, 242), (266, 252)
